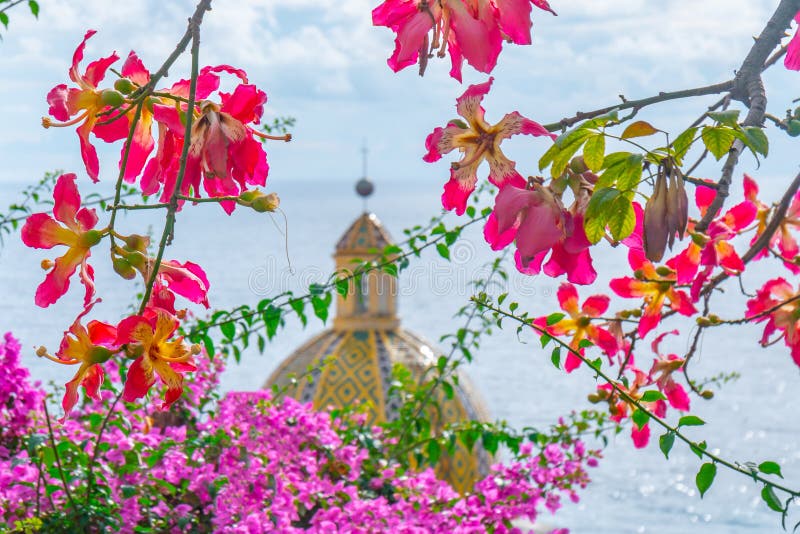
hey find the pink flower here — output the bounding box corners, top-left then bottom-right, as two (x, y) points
(786, 11), (800, 71)
(746, 278), (800, 367)
(372, 0), (556, 80)
(534, 283), (618, 372)
(486, 184), (597, 284)
(43, 30), (128, 181)
(153, 82), (274, 214)
(21, 173), (104, 307)
(648, 330), (690, 412)
(153, 260), (210, 309)
(424, 78), (553, 215)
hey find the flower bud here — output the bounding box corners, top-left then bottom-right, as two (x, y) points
(123, 234), (150, 253)
(700, 390), (714, 399)
(80, 229), (104, 247)
(587, 392), (603, 403)
(655, 266), (673, 277)
(114, 78), (135, 95)
(113, 257), (137, 280)
(696, 316), (711, 327)
(569, 156), (588, 174)
(88, 346), (114, 364)
(238, 190), (261, 204)
(251, 192), (280, 213)
(788, 120), (800, 137)
(124, 251), (147, 270)
(100, 89), (125, 108)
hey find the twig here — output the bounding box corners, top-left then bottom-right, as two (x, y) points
(42, 400), (77, 510)
(542, 81), (734, 132)
(473, 297), (800, 499)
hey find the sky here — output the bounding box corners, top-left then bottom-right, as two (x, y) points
(0, 0), (798, 193)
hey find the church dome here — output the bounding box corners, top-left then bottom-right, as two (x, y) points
(264, 199), (491, 493)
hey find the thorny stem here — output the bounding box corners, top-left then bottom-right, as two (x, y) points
(139, 12), (205, 314)
(473, 297), (800, 499)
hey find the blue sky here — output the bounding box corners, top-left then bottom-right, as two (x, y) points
(0, 0), (797, 193)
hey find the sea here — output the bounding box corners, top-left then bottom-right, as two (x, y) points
(1, 177), (798, 533)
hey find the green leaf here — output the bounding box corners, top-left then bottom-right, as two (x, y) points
(631, 409), (650, 430)
(583, 214), (607, 245)
(742, 126), (769, 157)
(678, 415), (706, 427)
(659, 431), (676, 459)
(672, 127), (698, 163)
(578, 339), (594, 349)
(616, 154), (644, 192)
(761, 485), (784, 513)
(219, 321), (235, 341)
(606, 196), (636, 241)
(311, 293), (333, 323)
(701, 126), (735, 160)
(758, 461), (783, 479)
(708, 109), (741, 127)
(640, 390), (667, 403)
(546, 312), (566, 326)
(28, 0), (39, 17)
(289, 299), (307, 326)
(621, 120), (659, 139)
(551, 347), (561, 369)
(482, 431), (499, 455)
(120, 484), (137, 499)
(583, 134), (606, 172)
(441, 380), (454, 399)
(539, 333), (552, 348)
(690, 440), (708, 460)
(427, 440), (441, 464)
(436, 243), (450, 260)
(0, 12), (8, 28)
(696, 462), (717, 498)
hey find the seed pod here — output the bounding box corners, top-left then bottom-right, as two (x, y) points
(643, 167), (669, 262)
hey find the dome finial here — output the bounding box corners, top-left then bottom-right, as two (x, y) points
(355, 140), (374, 211)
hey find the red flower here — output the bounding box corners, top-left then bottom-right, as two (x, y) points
(423, 77), (553, 215)
(21, 174), (104, 307)
(534, 283), (618, 373)
(43, 30), (128, 181)
(117, 310), (197, 409)
(670, 181), (756, 299)
(610, 249), (696, 338)
(36, 301), (117, 419)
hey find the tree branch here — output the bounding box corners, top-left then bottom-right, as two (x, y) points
(694, 0), (800, 232)
(542, 80), (734, 132)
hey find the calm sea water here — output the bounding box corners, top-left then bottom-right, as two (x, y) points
(1, 177), (798, 533)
